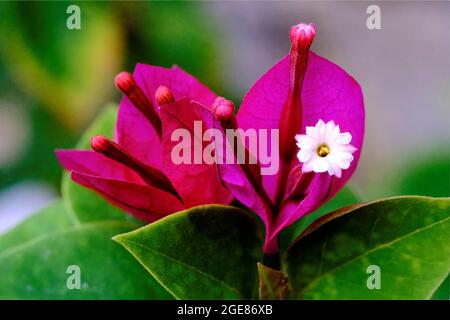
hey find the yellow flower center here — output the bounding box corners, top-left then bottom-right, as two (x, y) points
(317, 144), (330, 157)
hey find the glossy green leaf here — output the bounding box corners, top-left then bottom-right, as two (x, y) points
(431, 274), (449, 300)
(0, 215), (171, 299)
(257, 262), (289, 300)
(280, 187), (359, 251)
(286, 196), (450, 299)
(381, 152), (450, 300)
(114, 205), (263, 299)
(62, 105), (138, 224)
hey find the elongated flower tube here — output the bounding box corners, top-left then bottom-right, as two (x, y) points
(57, 65), (231, 222)
(275, 23), (316, 207)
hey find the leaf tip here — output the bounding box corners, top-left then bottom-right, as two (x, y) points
(111, 233), (127, 245)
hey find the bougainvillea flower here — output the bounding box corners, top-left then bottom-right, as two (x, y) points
(56, 66), (231, 222)
(232, 22), (364, 253)
(161, 22), (364, 254)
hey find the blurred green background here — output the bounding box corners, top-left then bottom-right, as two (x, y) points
(0, 1), (448, 230)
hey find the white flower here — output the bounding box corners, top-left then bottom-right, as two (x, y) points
(295, 119), (357, 178)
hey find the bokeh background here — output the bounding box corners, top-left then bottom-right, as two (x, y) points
(0, 1), (448, 232)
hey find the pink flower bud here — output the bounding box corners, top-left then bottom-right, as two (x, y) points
(289, 23), (316, 51)
(115, 72), (135, 95)
(114, 71), (162, 137)
(91, 135), (180, 199)
(155, 85), (175, 106)
(91, 135), (112, 154)
(212, 97), (235, 122)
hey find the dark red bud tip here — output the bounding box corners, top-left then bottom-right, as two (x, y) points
(289, 23), (316, 51)
(91, 135), (113, 154)
(155, 85), (175, 106)
(115, 71), (135, 95)
(212, 97), (235, 122)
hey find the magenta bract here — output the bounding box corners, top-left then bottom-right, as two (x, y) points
(233, 52), (365, 252)
(57, 65), (231, 222)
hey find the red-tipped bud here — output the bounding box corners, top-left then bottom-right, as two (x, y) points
(90, 135), (181, 201)
(114, 71), (162, 137)
(155, 85), (175, 106)
(212, 96), (267, 203)
(212, 97), (235, 123)
(115, 72), (135, 95)
(91, 135), (114, 154)
(289, 23), (316, 51)
(91, 135), (131, 167)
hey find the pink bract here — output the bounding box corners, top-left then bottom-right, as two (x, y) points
(236, 51), (365, 252)
(57, 65), (231, 222)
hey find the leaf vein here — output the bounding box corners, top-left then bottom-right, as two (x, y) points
(119, 239), (243, 298)
(300, 216), (450, 296)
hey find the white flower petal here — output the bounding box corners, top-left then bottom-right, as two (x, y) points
(327, 161), (342, 178)
(297, 149), (314, 162)
(327, 122), (340, 142)
(334, 166), (342, 178)
(327, 162), (335, 176)
(336, 132), (352, 145)
(317, 119), (327, 139)
(295, 134), (316, 150)
(335, 144), (357, 154)
(301, 160), (314, 173)
(312, 157), (329, 173)
(316, 119), (326, 127)
(324, 120), (337, 140)
(336, 152), (354, 169)
(305, 126), (318, 138)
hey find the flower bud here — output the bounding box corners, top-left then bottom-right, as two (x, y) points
(289, 23), (316, 51)
(114, 71), (162, 137)
(91, 135), (180, 200)
(115, 72), (135, 95)
(212, 97), (235, 123)
(155, 85), (175, 106)
(91, 135), (113, 155)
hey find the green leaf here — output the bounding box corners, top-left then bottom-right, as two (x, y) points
(280, 187), (359, 251)
(62, 105), (138, 224)
(0, 201), (72, 252)
(0, 216), (171, 299)
(286, 196), (450, 299)
(114, 205), (263, 299)
(431, 274), (449, 300)
(257, 263), (289, 300)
